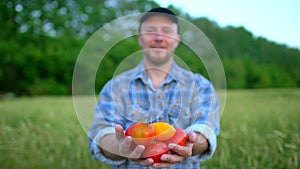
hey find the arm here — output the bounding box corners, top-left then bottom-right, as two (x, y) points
(99, 125), (147, 161)
(148, 75), (220, 168)
(89, 116), (153, 165)
(99, 134), (126, 161)
(151, 89), (218, 168)
(187, 74), (220, 160)
(88, 79), (154, 166)
(88, 81), (128, 165)
(191, 132), (209, 156)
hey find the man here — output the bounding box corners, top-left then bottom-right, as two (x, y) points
(88, 7), (220, 169)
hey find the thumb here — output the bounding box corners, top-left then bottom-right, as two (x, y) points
(115, 124), (124, 141)
(115, 124), (124, 134)
(187, 131), (197, 143)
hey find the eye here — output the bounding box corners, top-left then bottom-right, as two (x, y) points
(145, 28), (156, 33)
(162, 28), (172, 34)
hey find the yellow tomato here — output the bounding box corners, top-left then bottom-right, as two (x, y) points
(152, 122), (176, 141)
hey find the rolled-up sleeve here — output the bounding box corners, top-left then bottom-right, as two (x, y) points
(187, 74), (220, 162)
(88, 127), (126, 165)
(186, 124), (217, 162)
(88, 81), (127, 165)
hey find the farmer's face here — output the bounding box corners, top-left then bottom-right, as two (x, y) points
(139, 15), (180, 66)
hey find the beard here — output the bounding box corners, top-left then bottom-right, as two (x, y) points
(143, 48), (173, 66)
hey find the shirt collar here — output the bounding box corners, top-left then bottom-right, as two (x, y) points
(132, 62), (148, 85)
(167, 62), (185, 84)
(132, 61), (185, 86)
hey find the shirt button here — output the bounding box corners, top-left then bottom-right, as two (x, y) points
(157, 94), (161, 99)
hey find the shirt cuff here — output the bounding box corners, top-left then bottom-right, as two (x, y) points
(89, 127), (127, 165)
(186, 124), (217, 162)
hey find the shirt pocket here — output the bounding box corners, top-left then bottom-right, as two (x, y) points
(167, 104), (192, 129)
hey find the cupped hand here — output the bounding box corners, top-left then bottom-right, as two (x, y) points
(115, 124), (154, 167)
(150, 142), (192, 168)
(151, 131), (198, 168)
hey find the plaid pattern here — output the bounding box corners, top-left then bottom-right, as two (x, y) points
(88, 61), (220, 169)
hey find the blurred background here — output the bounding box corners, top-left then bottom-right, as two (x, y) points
(1, 0), (299, 96)
(0, 0), (299, 169)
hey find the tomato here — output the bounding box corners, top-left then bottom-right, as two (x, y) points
(143, 142), (169, 163)
(125, 124), (135, 136)
(131, 123), (155, 146)
(152, 122), (176, 141)
(165, 128), (187, 146)
(124, 124), (137, 149)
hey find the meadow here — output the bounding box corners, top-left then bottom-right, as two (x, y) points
(0, 89), (299, 169)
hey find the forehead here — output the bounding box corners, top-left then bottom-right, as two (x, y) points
(140, 15), (177, 30)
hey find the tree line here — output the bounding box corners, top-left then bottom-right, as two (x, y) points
(1, 0), (299, 96)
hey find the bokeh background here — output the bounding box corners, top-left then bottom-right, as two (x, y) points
(1, 0), (299, 169)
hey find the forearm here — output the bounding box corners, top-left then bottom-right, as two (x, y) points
(99, 134), (126, 161)
(192, 132), (209, 156)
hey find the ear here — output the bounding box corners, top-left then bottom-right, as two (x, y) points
(138, 34), (143, 47)
(174, 34), (181, 48)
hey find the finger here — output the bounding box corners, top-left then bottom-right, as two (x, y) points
(187, 131), (197, 143)
(119, 137), (133, 156)
(152, 162), (173, 168)
(168, 143), (193, 157)
(160, 154), (184, 163)
(123, 136), (133, 147)
(135, 158), (154, 166)
(115, 124), (124, 134)
(115, 124), (124, 141)
(130, 145), (145, 159)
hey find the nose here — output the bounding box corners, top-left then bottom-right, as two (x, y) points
(154, 33), (164, 42)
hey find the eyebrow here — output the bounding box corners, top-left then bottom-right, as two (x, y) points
(143, 26), (173, 31)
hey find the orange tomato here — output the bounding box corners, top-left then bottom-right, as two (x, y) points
(165, 128), (187, 146)
(152, 122), (176, 141)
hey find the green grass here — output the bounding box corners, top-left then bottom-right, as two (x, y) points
(202, 89), (300, 169)
(1, 89), (299, 169)
(0, 97), (108, 169)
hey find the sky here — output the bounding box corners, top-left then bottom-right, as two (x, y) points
(154, 0), (300, 49)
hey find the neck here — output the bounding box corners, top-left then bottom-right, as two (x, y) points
(144, 60), (173, 89)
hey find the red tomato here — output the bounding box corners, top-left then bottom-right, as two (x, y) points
(125, 124), (138, 149)
(131, 123), (155, 146)
(125, 124), (135, 136)
(143, 142), (169, 163)
(165, 128), (187, 146)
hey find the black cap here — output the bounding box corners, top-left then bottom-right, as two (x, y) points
(139, 7), (179, 32)
(140, 7), (178, 24)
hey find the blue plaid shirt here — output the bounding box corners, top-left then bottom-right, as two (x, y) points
(88, 61), (220, 169)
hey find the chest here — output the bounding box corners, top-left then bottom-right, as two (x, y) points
(122, 80), (195, 128)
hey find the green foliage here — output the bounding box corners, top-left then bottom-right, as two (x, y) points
(0, 32), (82, 95)
(0, 0), (300, 95)
(0, 89), (299, 168)
(95, 36), (141, 94)
(222, 58), (247, 88)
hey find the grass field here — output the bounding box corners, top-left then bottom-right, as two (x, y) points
(0, 89), (299, 169)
